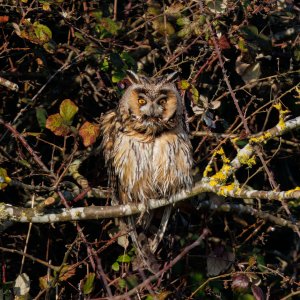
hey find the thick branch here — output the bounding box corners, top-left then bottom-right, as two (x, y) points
(1, 181), (299, 232)
(202, 115), (300, 184)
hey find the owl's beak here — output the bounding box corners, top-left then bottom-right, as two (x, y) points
(147, 103), (161, 118)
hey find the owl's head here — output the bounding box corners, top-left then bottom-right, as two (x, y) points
(118, 71), (185, 136)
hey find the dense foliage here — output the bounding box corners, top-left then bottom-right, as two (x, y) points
(0, 0), (299, 299)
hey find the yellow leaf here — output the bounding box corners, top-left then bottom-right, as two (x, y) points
(59, 99), (78, 123)
(0, 168), (11, 190)
(79, 121), (100, 147)
(46, 113), (70, 136)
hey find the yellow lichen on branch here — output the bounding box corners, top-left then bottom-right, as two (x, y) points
(237, 151), (256, 168)
(209, 164), (232, 186)
(218, 182), (241, 197)
(273, 102), (290, 131)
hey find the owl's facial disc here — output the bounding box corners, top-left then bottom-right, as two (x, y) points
(126, 86), (179, 134)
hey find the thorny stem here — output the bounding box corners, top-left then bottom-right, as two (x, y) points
(58, 191), (113, 298)
(0, 118), (51, 174)
(206, 20), (251, 135)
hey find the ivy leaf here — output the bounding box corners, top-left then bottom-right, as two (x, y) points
(59, 99), (78, 124)
(0, 167), (11, 190)
(79, 121), (100, 147)
(83, 273), (95, 295)
(118, 278), (126, 290)
(112, 262), (120, 272)
(36, 107), (47, 129)
(57, 265), (76, 282)
(99, 57), (109, 71)
(112, 70), (125, 83)
(116, 254), (131, 263)
(33, 21), (52, 43)
(46, 113), (70, 136)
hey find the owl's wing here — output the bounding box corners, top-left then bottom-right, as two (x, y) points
(100, 110), (120, 203)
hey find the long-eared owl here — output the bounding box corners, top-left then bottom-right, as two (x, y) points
(100, 71), (193, 256)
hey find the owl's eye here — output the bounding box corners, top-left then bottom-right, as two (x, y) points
(158, 99), (167, 106)
(138, 98), (147, 105)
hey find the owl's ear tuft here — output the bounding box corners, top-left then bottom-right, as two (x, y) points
(165, 71), (179, 83)
(126, 70), (141, 84)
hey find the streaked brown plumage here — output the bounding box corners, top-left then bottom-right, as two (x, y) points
(100, 71), (193, 267)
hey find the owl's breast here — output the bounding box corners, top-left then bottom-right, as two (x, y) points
(112, 131), (193, 203)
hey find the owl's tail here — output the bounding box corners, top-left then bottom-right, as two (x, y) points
(126, 205), (172, 273)
(149, 205), (172, 253)
(127, 215), (160, 273)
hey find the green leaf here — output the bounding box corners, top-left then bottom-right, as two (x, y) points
(112, 70), (125, 83)
(118, 278), (126, 290)
(190, 84), (199, 104)
(83, 273), (95, 295)
(147, 6), (161, 16)
(100, 18), (120, 35)
(100, 57), (109, 71)
(294, 47), (300, 61)
(198, 15), (206, 26)
(240, 25), (259, 40)
(79, 121), (100, 147)
(36, 107), (47, 129)
(176, 17), (190, 26)
(74, 32), (84, 40)
(59, 99), (78, 123)
(238, 38), (248, 52)
(43, 40), (56, 53)
(152, 19), (175, 35)
(112, 262), (120, 272)
(116, 254), (131, 263)
(46, 113), (70, 136)
(33, 22), (52, 43)
(19, 159), (31, 168)
(178, 80), (190, 90)
(95, 17), (120, 37)
(178, 27), (191, 38)
(120, 52), (136, 67)
(125, 275), (138, 288)
(235, 139), (248, 147)
(238, 294), (255, 300)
